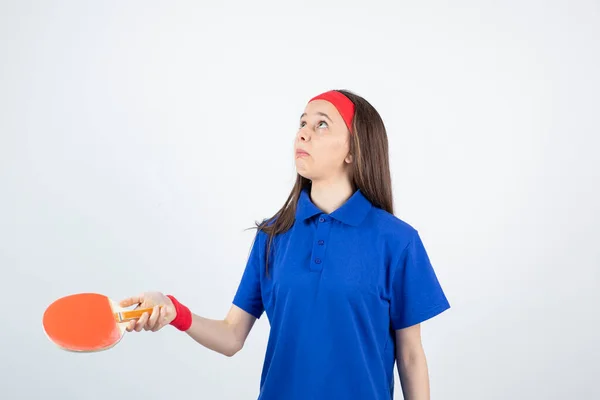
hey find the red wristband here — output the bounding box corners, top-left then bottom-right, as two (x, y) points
(166, 295), (192, 331)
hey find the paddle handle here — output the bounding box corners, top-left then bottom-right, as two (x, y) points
(115, 306), (162, 322)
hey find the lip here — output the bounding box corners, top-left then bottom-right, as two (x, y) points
(295, 149), (310, 158)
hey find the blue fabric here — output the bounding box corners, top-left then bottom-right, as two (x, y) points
(233, 188), (450, 399)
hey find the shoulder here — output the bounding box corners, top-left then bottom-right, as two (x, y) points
(367, 207), (420, 250)
(253, 214), (278, 235)
(251, 215), (281, 248)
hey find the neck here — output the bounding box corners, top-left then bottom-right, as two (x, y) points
(309, 176), (354, 214)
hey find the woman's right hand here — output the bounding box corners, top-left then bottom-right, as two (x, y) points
(118, 291), (177, 332)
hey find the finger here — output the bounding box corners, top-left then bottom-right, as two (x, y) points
(145, 305), (160, 331)
(152, 306), (167, 332)
(126, 320), (136, 332)
(119, 295), (144, 308)
(134, 312), (149, 332)
(165, 305), (176, 326)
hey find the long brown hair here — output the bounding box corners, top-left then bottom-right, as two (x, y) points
(254, 89), (394, 275)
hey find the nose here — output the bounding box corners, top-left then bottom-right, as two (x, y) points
(297, 127), (310, 142)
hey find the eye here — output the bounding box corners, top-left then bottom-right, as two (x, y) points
(317, 120), (328, 129)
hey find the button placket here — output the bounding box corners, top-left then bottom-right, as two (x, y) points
(310, 215), (331, 272)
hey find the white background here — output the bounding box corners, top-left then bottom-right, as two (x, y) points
(1, 1), (599, 399)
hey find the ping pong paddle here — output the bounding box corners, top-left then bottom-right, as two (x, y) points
(42, 292), (160, 352)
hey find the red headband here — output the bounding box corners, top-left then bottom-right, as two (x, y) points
(308, 90), (355, 134)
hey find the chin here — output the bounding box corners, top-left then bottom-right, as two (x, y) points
(295, 167), (313, 181)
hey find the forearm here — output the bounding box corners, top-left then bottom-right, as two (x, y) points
(397, 344), (430, 400)
(184, 313), (242, 357)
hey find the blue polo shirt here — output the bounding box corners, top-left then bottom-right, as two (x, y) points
(233, 188), (450, 399)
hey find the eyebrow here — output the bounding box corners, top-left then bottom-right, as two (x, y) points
(300, 112), (333, 122)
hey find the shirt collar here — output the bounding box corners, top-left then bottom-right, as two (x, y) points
(295, 188), (373, 227)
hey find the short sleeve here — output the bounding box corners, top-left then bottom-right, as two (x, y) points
(390, 230), (450, 330)
(232, 232), (265, 319)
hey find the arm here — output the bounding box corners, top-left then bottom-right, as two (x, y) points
(126, 234), (266, 356)
(389, 230), (450, 398)
(183, 233), (265, 357)
(184, 304), (257, 357)
(121, 292), (258, 358)
(396, 323), (430, 400)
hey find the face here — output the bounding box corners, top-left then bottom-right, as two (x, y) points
(294, 100), (353, 182)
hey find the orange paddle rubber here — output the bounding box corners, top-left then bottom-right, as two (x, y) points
(42, 292), (160, 352)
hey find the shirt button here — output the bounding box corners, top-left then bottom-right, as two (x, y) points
(318, 240), (324, 245)
(319, 217), (325, 222)
(315, 258), (321, 264)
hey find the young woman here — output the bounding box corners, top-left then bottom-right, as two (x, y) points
(119, 89), (450, 400)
